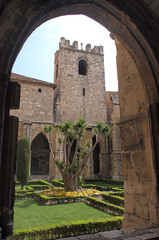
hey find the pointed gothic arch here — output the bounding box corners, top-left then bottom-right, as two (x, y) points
(92, 135), (100, 174)
(31, 133), (50, 175)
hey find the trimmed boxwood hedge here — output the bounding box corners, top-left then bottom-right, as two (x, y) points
(109, 191), (124, 197)
(52, 179), (64, 187)
(15, 192), (36, 200)
(8, 217), (123, 240)
(26, 185), (51, 191)
(102, 193), (124, 207)
(86, 197), (124, 216)
(82, 183), (115, 191)
(51, 179), (124, 190)
(35, 193), (84, 205)
(27, 180), (52, 186)
(84, 178), (124, 185)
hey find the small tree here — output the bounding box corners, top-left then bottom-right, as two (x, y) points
(44, 119), (110, 192)
(17, 137), (30, 189)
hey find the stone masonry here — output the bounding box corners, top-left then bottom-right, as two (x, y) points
(10, 37), (122, 181)
(53, 37), (107, 125)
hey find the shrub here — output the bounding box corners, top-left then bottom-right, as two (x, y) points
(8, 217), (123, 240)
(15, 192), (36, 200)
(108, 191), (124, 197)
(84, 178), (124, 185)
(16, 137), (30, 189)
(26, 185), (51, 191)
(35, 193), (84, 205)
(27, 180), (51, 186)
(86, 197), (124, 216)
(112, 187), (124, 191)
(52, 179), (64, 187)
(102, 193), (124, 207)
(82, 183), (114, 191)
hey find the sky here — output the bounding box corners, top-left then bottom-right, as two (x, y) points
(12, 15), (118, 91)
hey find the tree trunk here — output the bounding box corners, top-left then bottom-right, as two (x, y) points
(63, 175), (78, 192)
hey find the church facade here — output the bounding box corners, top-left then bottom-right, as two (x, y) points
(10, 37), (122, 181)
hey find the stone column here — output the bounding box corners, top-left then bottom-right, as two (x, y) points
(0, 76), (20, 239)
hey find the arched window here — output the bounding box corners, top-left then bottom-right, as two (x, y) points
(66, 139), (79, 163)
(56, 63), (58, 79)
(92, 135), (100, 174)
(31, 133), (50, 175)
(79, 59), (87, 75)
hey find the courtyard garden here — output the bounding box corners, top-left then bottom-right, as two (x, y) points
(8, 179), (124, 240)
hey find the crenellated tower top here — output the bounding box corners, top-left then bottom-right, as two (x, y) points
(58, 37), (104, 55)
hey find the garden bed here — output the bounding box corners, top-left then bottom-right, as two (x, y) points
(11, 179), (124, 239)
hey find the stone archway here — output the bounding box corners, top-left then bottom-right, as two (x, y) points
(0, 1), (159, 238)
(31, 133), (50, 176)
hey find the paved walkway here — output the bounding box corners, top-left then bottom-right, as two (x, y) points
(56, 227), (159, 240)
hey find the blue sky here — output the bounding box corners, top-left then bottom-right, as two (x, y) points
(12, 15), (118, 91)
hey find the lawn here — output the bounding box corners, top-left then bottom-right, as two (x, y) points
(14, 199), (114, 230)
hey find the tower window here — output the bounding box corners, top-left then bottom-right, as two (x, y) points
(38, 88), (42, 93)
(56, 63), (58, 79)
(83, 88), (85, 96)
(79, 60), (87, 75)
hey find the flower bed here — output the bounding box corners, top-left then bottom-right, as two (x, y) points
(42, 187), (101, 198)
(12, 180), (124, 239)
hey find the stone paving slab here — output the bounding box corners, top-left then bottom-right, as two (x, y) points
(56, 227), (159, 240)
(125, 238), (141, 240)
(77, 233), (102, 239)
(137, 233), (159, 240)
(57, 237), (78, 240)
(99, 230), (124, 240)
(150, 228), (159, 234)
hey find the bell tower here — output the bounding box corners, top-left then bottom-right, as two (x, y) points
(53, 37), (107, 125)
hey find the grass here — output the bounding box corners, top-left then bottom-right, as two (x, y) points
(14, 199), (114, 230)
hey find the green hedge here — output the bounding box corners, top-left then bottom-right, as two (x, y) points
(16, 181), (20, 185)
(108, 191), (124, 198)
(86, 197), (124, 216)
(84, 178), (124, 185)
(82, 184), (114, 191)
(26, 185), (51, 191)
(52, 179), (64, 187)
(35, 193), (84, 205)
(16, 188), (34, 194)
(15, 192), (36, 199)
(102, 193), (124, 207)
(7, 217), (123, 240)
(112, 187), (124, 191)
(27, 180), (51, 186)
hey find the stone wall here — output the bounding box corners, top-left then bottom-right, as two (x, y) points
(17, 120), (108, 180)
(115, 38), (158, 227)
(106, 92), (123, 180)
(53, 37), (107, 125)
(9, 40), (122, 182)
(10, 73), (55, 122)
